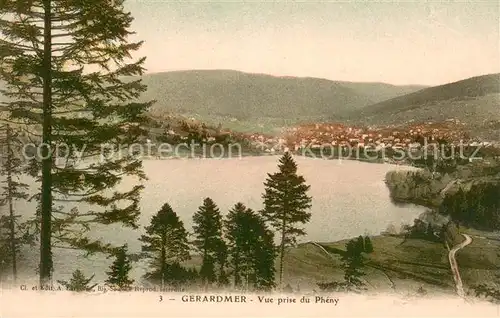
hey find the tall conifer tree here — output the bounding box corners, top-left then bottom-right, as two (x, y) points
(342, 238), (366, 291)
(192, 197), (226, 286)
(0, 0), (152, 285)
(225, 202), (276, 291)
(140, 203), (191, 285)
(224, 203), (246, 288)
(251, 215), (276, 291)
(0, 124), (31, 282)
(214, 239), (229, 287)
(262, 152), (312, 287)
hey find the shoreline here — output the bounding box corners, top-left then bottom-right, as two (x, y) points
(137, 151), (415, 167)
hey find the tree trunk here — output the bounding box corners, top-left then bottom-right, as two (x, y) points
(234, 251), (240, 287)
(202, 249), (208, 288)
(279, 216), (286, 288)
(40, 0), (53, 287)
(6, 125), (17, 282)
(160, 234), (166, 287)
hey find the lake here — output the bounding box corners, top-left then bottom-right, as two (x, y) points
(5, 155), (426, 285)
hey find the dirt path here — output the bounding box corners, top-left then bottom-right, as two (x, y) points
(448, 234), (472, 297)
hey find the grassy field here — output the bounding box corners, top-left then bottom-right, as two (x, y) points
(284, 235), (455, 296)
(182, 231), (499, 296)
(456, 228), (500, 292)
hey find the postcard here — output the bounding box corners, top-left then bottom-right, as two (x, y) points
(0, 0), (499, 317)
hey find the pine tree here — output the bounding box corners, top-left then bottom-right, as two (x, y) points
(0, 0), (152, 285)
(57, 269), (97, 292)
(342, 238), (366, 292)
(224, 203), (247, 288)
(181, 266), (200, 286)
(225, 203), (277, 291)
(261, 152), (312, 286)
(251, 216), (277, 291)
(192, 197), (226, 287)
(139, 203), (191, 286)
(0, 124), (31, 282)
(105, 245), (134, 291)
(364, 236), (374, 254)
(161, 262), (196, 286)
(356, 235), (364, 251)
(215, 239), (230, 287)
(199, 257), (216, 287)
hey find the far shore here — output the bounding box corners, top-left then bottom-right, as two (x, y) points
(138, 151), (418, 168)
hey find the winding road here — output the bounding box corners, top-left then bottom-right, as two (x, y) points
(448, 234), (472, 297)
(308, 233), (472, 297)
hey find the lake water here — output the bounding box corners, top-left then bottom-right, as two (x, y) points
(4, 156), (426, 285)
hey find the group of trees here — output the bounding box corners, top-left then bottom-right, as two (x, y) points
(56, 246), (135, 292)
(0, 0), (314, 290)
(133, 199), (276, 291)
(0, 135), (314, 292)
(401, 218), (442, 243)
(110, 152), (312, 291)
(439, 183), (500, 231)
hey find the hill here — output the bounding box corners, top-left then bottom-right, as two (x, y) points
(349, 73), (500, 139)
(183, 233), (498, 295)
(141, 70), (425, 122)
(284, 236), (455, 294)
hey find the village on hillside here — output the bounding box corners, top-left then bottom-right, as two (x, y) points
(145, 113), (499, 160)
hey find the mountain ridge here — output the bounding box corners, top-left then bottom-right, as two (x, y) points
(346, 73), (500, 139)
(2, 70), (498, 139)
(140, 69), (427, 120)
(357, 73), (500, 116)
(147, 69), (427, 87)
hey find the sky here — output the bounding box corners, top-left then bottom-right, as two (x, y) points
(124, 1), (500, 86)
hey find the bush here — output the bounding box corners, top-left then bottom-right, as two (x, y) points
(57, 269), (97, 292)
